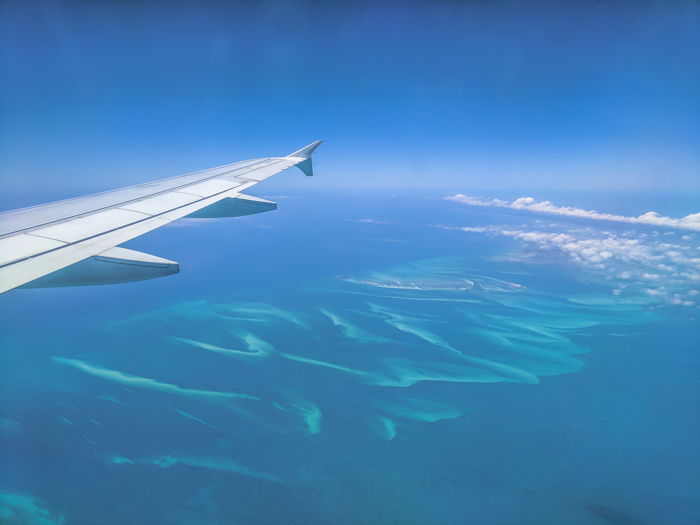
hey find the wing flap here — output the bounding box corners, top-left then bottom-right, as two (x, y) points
(233, 158), (299, 182)
(28, 209), (150, 243)
(0, 189), (231, 293)
(0, 158), (271, 238)
(175, 179), (238, 197)
(0, 216), (171, 294)
(118, 192), (200, 215)
(0, 234), (67, 266)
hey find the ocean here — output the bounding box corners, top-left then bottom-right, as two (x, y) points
(0, 189), (698, 524)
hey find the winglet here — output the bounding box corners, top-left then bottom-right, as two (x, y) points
(287, 140), (323, 159)
(286, 140), (323, 177)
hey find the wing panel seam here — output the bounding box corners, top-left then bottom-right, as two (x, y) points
(0, 182), (253, 269)
(0, 158), (286, 239)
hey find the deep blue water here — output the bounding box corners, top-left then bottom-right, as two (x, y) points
(0, 189), (698, 524)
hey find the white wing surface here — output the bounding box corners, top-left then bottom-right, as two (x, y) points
(0, 141), (322, 294)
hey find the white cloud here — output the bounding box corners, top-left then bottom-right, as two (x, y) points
(669, 295), (696, 307)
(645, 288), (667, 297)
(440, 220), (700, 309)
(445, 194), (700, 232)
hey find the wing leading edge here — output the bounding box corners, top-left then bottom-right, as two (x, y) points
(0, 141), (323, 294)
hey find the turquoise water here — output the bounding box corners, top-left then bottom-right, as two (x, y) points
(0, 191), (698, 524)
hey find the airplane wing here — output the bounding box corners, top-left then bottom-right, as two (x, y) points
(0, 140), (322, 294)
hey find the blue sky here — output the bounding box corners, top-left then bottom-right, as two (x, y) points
(1, 0), (698, 197)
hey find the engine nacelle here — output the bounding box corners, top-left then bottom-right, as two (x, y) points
(186, 194), (277, 219)
(20, 247), (179, 288)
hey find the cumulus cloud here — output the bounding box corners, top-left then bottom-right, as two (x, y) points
(668, 294), (695, 306)
(445, 195), (700, 232)
(440, 222), (700, 309)
(442, 226), (668, 269)
(645, 288), (666, 297)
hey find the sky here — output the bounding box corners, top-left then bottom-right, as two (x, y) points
(1, 0), (699, 199)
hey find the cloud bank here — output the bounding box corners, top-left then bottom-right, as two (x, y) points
(445, 195), (700, 232)
(440, 224), (699, 308)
